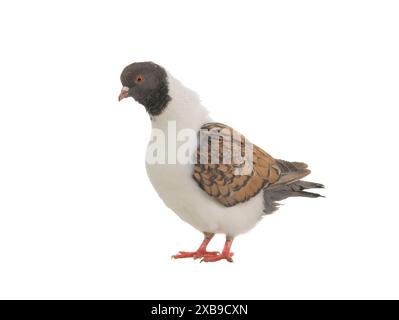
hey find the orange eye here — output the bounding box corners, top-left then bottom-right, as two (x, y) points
(135, 75), (144, 84)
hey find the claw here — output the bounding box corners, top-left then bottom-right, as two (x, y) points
(200, 239), (234, 263)
(172, 236), (235, 263)
(172, 250), (220, 260)
(201, 252), (234, 263)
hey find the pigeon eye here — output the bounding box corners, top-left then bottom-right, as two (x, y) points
(135, 75), (144, 84)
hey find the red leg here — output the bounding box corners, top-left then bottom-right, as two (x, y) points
(201, 238), (234, 263)
(172, 233), (219, 260)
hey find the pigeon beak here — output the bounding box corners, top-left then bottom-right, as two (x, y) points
(118, 86), (130, 101)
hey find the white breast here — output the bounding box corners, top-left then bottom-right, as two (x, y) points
(145, 74), (265, 237)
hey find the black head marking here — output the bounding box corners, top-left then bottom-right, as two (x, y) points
(120, 61), (171, 116)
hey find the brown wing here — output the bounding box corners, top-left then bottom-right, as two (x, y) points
(193, 123), (310, 207)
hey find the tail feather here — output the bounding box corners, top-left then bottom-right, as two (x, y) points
(272, 159), (311, 187)
(294, 181), (325, 190)
(263, 180), (324, 214)
(295, 190), (325, 198)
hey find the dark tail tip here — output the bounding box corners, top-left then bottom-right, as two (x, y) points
(297, 190), (325, 198)
(295, 181), (325, 190)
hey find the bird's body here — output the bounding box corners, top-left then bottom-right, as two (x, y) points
(146, 74), (265, 237)
(119, 61), (324, 262)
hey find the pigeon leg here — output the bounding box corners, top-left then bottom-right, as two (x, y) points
(172, 233), (219, 260)
(201, 237), (234, 263)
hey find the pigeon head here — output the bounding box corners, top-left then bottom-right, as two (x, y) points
(119, 61), (171, 116)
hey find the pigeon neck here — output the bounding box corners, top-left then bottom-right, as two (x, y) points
(151, 74), (211, 132)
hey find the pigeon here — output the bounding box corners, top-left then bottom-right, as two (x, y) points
(118, 61), (324, 262)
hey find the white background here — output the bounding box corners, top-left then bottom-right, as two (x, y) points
(0, 0), (398, 299)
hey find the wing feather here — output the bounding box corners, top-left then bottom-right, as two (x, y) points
(193, 123), (310, 207)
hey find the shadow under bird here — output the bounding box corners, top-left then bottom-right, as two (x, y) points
(118, 61), (324, 262)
